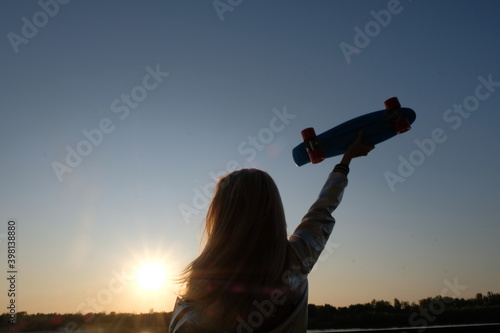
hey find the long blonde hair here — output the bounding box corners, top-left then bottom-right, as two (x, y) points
(179, 169), (290, 324)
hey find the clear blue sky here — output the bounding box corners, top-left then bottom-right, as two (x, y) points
(1, 0), (499, 314)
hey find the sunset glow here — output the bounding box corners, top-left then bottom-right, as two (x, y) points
(136, 262), (168, 291)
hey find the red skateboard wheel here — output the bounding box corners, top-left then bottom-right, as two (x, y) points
(384, 97), (401, 110)
(395, 118), (411, 134)
(301, 127), (325, 163)
(309, 149), (325, 164)
(301, 127), (317, 141)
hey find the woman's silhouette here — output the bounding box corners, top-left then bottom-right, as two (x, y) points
(170, 132), (374, 332)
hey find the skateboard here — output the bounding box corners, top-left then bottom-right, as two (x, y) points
(292, 97), (416, 166)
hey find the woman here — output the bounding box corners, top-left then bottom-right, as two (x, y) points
(170, 132), (374, 332)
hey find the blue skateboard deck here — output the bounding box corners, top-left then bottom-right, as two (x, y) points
(292, 98), (416, 166)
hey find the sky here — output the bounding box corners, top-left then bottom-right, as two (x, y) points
(1, 0), (499, 316)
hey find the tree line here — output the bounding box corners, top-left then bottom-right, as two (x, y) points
(1, 291), (499, 332)
(307, 291), (500, 329)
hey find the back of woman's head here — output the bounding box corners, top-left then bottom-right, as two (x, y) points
(180, 169), (290, 323)
(206, 169), (287, 252)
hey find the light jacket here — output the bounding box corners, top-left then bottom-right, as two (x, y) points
(170, 165), (349, 332)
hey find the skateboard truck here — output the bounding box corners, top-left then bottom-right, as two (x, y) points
(385, 97), (411, 134)
(301, 127), (325, 164)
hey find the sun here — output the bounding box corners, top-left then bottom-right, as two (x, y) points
(136, 262), (168, 291)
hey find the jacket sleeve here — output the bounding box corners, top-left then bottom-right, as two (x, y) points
(288, 164), (349, 274)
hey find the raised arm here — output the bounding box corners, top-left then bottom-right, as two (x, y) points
(289, 131), (375, 273)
